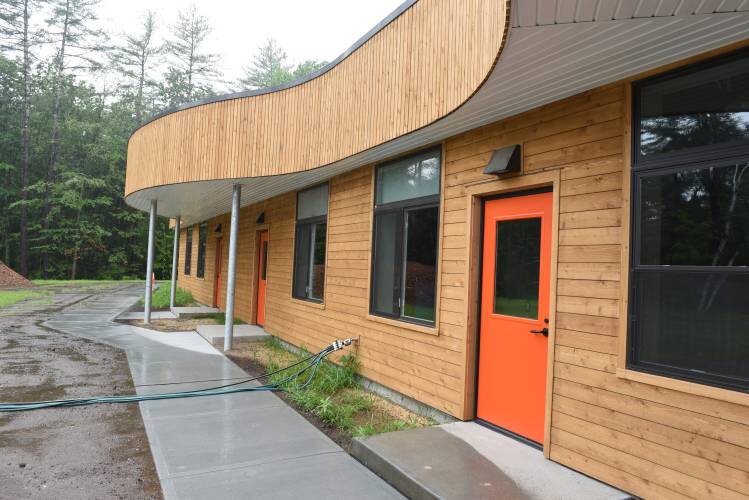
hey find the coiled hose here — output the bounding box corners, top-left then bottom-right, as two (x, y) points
(0, 338), (355, 412)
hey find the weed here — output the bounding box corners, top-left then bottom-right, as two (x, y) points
(138, 284), (195, 309)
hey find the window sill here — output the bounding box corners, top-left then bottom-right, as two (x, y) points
(366, 314), (438, 336)
(615, 368), (749, 407)
(290, 298), (325, 310)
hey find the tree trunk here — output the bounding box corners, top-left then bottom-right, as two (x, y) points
(18, 0), (31, 277)
(42, 0), (70, 279)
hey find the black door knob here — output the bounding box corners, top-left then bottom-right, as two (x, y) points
(530, 327), (549, 337)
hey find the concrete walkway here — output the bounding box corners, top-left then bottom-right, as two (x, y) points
(352, 422), (629, 500)
(44, 284), (402, 500)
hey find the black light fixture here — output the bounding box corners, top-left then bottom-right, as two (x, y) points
(256, 211), (265, 224)
(214, 223), (222, 233)
(483, 144), (521, 176)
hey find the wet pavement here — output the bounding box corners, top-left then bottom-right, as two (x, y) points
(0, 284), (161, 500)
(44, 284), (402, 500)
(352, 422), (629, 500)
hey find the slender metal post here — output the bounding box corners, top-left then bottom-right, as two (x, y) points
(169, 216), (181, 309)
(144, 199), (157, 325)
(224, 184), (242, 351)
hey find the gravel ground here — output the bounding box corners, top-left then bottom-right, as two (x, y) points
(0, 285), (161, 500)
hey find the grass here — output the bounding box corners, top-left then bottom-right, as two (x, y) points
(0, 289), (50, 307)
(139, 283), (196, 309)
(206, 312), (246, 325)
(256, 338), (429, 438)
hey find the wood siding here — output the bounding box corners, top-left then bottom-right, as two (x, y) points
(175, 76), (749, 498)
(125, 0), (507, 197)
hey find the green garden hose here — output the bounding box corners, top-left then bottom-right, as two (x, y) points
(0, 338), (354, 412)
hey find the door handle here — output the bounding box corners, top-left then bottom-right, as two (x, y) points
(530, 327), (549, 337)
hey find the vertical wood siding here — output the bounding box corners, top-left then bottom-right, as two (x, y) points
(174, 81), (749, 498)
(125, 0), (507, 197)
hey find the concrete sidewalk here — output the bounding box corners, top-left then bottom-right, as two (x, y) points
(44, 284), (402, 500)
(352, 422), (629, 500)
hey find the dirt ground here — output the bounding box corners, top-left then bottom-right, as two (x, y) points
(0, 285), (162, 499)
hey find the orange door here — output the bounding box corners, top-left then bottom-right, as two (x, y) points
(477, 190), (552, 444)
(213, 237), (223, 308)
(256, 231), (269, 326)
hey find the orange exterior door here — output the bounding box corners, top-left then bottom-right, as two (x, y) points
(256, 231), (269, 326)
(477, 190), (552, 444)
(213, 237), (223, 308)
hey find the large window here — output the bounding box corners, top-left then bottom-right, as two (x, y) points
(370, 148), (440, 325)
(184, 227), (193, 275)
(196, 223), (207, 278)
(630, 50), (749, 391)
(292, 184), (328, 302)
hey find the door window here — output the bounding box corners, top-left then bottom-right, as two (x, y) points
(493, 218), (541, 319)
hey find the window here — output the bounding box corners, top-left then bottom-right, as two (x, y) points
(184, 227), (193, 275)
(292, 184), (328, 302)
(494, 218), (541, 319)
(370, 148), (440, 325)
(196, 222), (207, 278)
(630, 50), (749, 391)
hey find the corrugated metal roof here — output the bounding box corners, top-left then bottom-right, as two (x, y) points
(511, 0), (749, 27)
(126, 5), (749, 224)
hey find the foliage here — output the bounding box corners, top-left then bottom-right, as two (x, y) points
(0, 3), (325, 281)
(207, 312), (246, 325)
(258, 340), (424, 437)
(138, 283), (195, 309)
(238, 38), (326, 90)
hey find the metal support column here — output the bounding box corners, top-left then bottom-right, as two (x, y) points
(169, 216), (181, 309)
(144, 199), (157, 325)
(223, 184), (242, 351)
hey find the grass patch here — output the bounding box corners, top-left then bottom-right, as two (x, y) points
(139, 283), (196, 309)
(206, 312), (246, 325)
(242, 338), (431, 438)
(0, 289), (50, 307)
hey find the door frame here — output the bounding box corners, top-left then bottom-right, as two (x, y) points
(213, 236), (223, 308)
(462, 169), (561, 457)
(251, 228), (269, 325)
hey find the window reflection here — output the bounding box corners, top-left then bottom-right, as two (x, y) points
(640, 162), (749, 267)
(639, 56), (749, 157)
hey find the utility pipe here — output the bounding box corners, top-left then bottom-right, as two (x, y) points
(169, 216), (181, 309)
(144, 199), (157, 325)
(224, 184), (241, 351)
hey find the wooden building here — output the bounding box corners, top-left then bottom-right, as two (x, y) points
(125, 1), (749, 497)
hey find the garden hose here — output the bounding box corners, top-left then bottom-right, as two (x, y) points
(0, 338), (355, 412)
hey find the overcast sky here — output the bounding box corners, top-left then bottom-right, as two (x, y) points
(97, 0), (404, 87)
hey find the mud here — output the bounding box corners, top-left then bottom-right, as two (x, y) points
(0, 285), (162, 500)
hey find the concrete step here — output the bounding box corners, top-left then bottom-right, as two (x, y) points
(195, 324), (270, 347)
(351, 422), (631, 500)
(170, 306), (221, 319)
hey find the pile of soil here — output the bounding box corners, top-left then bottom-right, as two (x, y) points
(0, 261), (31, 288)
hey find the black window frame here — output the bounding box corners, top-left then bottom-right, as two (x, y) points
(196, 222), (207, 279)
(184, 226), (193, 276)
(629, 49), (749, 392)
(369, 147), (441, 326)
(292, 183), (328, 303)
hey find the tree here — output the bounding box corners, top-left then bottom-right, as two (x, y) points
(162, 4), (219, 105)
(238, 38), (327, 90)
(111, 10), (160, 123)
(0, 0), (41, 276)
(41, 0), (106, 277)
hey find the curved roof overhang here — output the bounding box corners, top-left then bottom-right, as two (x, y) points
(125, 0), (749, 224)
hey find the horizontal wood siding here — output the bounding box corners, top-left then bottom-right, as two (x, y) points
(125, 0), (507, 197)
(444, 82), (749, 499)
(173, 78), (749, 498)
